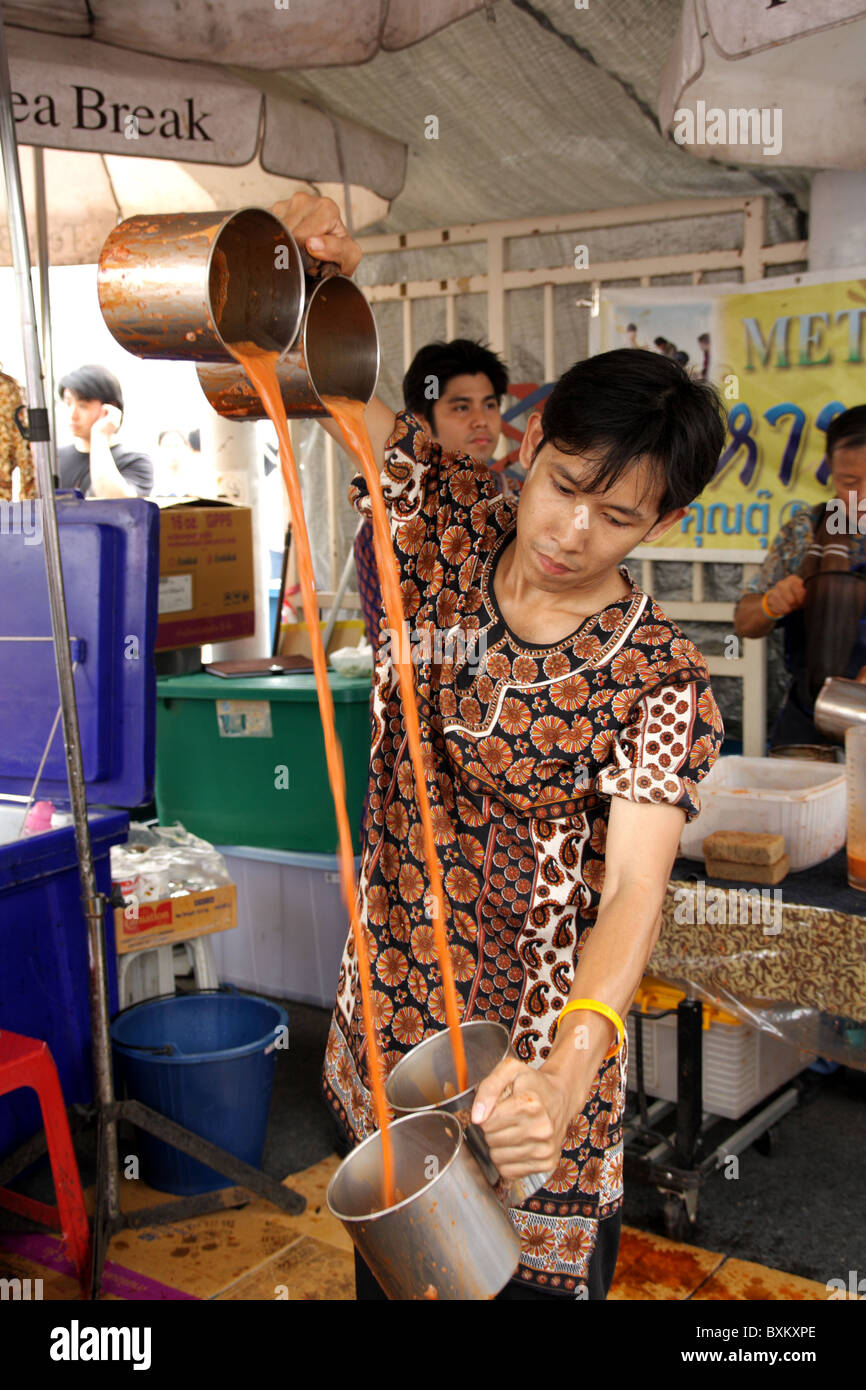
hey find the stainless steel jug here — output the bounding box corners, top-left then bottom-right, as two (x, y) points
(326, 1110), (521, 1300)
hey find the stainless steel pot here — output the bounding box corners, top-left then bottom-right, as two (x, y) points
(384, 1020), (552, 1206)
(196, 273), (379, 418)
(814, 676), (866, 740)
(97, 208), (304, 361)
(326, 1110), (521, 1301)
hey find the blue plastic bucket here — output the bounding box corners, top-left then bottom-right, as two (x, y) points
(110, 990), (287, 1195)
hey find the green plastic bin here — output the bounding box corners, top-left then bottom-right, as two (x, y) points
(155, 671), (371, 853)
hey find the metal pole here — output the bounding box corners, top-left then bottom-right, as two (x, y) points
(32, 145), (57, 472)
(0, 7), (120, 1286)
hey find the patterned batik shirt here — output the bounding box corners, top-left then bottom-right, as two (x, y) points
(323, 411), (724, 1294)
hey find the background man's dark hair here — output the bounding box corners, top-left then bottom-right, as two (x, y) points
(537, 348), (726, 516)
(402, 338), (509, 427)
(827, 404), (866, 456)
(57, 365), (124, 413)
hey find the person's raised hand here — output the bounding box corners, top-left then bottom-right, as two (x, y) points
(90, 404), (121, 441)
(471, 1056), (570, 1180)
(270, 192), (361, 277)
(765, 574), (806, 618)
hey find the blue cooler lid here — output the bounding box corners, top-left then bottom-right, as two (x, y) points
(0, 495), (159, 808)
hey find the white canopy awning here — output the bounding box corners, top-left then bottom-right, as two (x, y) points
(659, 0), (866, 168)
(4, 0), (492, 69)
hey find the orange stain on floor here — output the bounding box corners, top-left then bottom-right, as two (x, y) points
(0, 1154), (832, 1301)
(690, 1257), (829, 1301)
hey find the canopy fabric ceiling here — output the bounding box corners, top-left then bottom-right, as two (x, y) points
(5, 0), (816, 242)
(261, 0), (813, 234)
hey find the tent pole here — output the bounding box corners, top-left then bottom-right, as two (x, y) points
(0, 7), (119, 1293)
(32, 145), (57, 472)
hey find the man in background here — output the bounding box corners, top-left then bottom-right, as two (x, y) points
(354, 337), (509, 648)
(57, 365), (153, 499)
(734, 404), (866, 746)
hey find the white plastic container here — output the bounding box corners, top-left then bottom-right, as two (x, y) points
(679, 756), (846, 870)
(626, 1012), (811, 1120)
(209, 845), (358, 1008)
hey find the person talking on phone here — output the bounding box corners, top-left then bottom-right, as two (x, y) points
(56, 365), (154, 499)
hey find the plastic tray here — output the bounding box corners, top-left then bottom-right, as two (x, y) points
(679, 756), (846, 871)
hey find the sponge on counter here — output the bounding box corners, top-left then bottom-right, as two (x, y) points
(702, 830), (786, 866)
(704, 853), (790, 886)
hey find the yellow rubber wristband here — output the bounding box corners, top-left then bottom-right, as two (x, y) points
(760, 591), (781, 621)
(556, 998), (625, 1061)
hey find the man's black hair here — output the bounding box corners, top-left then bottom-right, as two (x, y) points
(535, 348), (726, 516)
(402, 338), (509, 427)
(187, 428), (201, 452)
(626, 323), (637, 333)
(827, 404), (866, 456)
(57, 364), (123, 413)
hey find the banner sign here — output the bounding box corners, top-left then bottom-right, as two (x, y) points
(596, 270), (866, 550)
(7, 30), (261, 165)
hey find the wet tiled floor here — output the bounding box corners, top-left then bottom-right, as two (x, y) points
(0, 1152), (833, 1301)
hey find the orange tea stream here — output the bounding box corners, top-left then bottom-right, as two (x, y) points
(228, 344), (397, 1204)
(322, 395), (468, 1098)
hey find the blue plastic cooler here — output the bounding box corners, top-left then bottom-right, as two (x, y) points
(0, 496), (159, 1158)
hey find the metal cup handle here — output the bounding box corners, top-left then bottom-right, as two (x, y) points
(462, 1119), (550, 1207)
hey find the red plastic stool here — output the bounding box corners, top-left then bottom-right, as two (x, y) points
(0, 1031), (92, 1294)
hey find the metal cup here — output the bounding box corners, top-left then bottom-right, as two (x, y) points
(196, 274), (379, 419)
(97, 208), (304, 361)
(385, 1020), (552, 1206)
(814, 675), (866, 741)
(326, 1110), (520, 1300)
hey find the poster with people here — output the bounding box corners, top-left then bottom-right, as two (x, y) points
(595, 270), (866, 550)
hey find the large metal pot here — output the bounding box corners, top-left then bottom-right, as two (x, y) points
(326, 1110), (521, 1301)
(97, 208), (304, 361)
(814, 676), (866, 740)
(384, 1020), (551, 1206)
(196, 274), (379, 418)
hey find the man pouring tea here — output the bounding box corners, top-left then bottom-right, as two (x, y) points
(273, 193), (726, 1301)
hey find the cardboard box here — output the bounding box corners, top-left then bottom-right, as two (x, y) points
(278, 617), (366, 659)
(114, 883), (238, 954)
(154, 497), (254, 651)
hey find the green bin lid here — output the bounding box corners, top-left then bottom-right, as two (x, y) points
(156, 670), (372, 703)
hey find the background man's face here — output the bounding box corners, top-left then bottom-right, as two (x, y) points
(62, 390), (104, 443)
(430, 372), (502, 463)
(831, 442), (866, 512)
